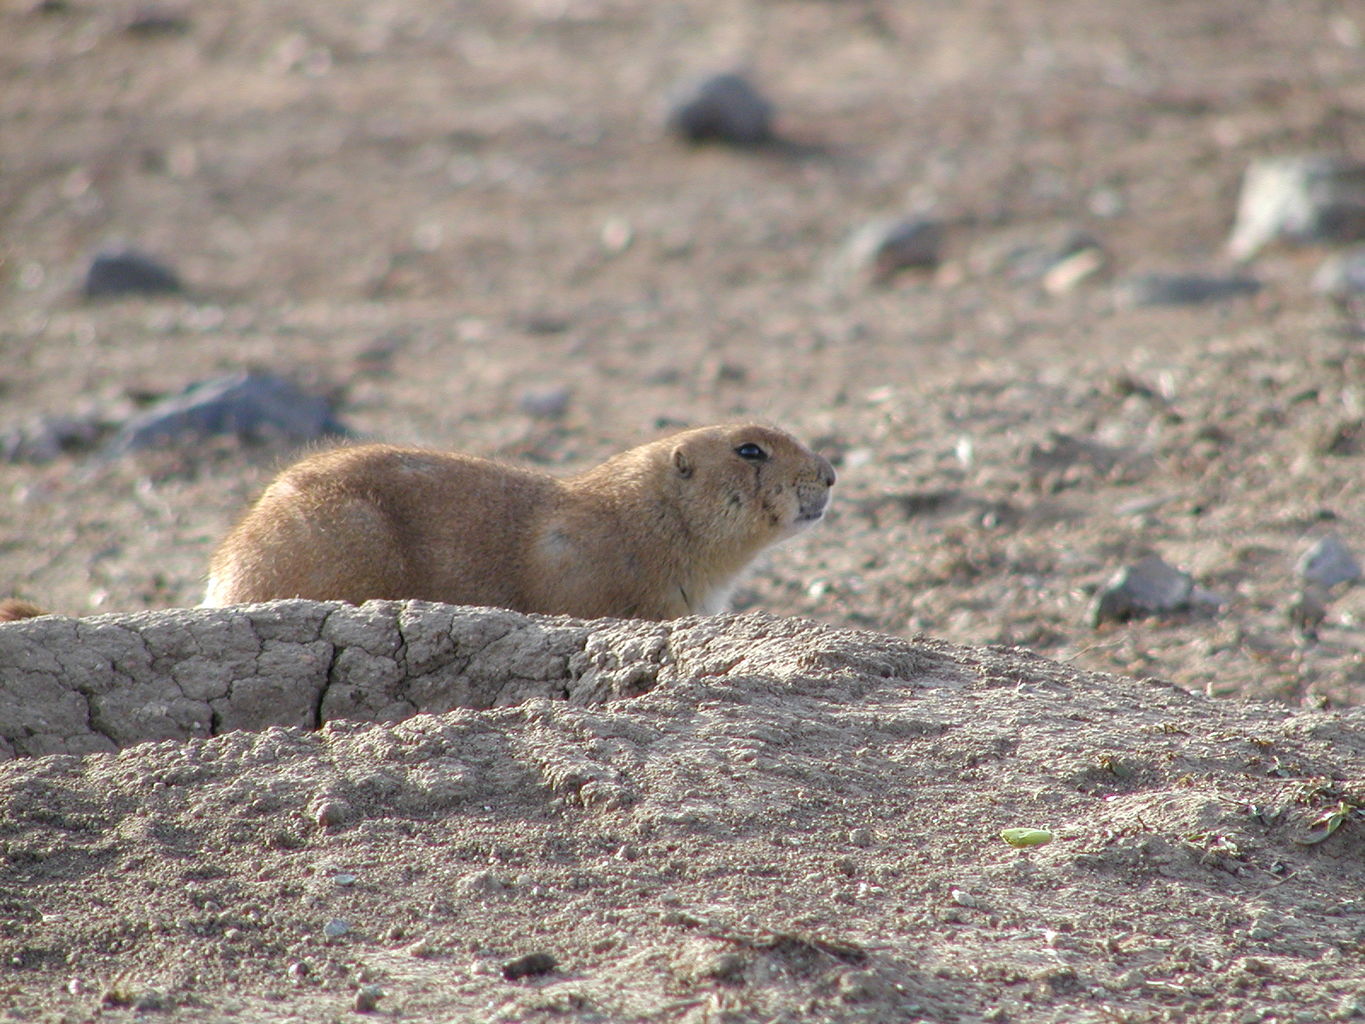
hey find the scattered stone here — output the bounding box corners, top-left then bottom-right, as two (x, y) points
(1316, 418), (1365, 456)
(1092, 554), (1222, 627)
(847, 827), (873, 848)
(458, 869), (509, 897)
(1287, 585), (1330, 641)
(700, 951), (747, 983)
(1296, 534), (1362, 589)
(666, 72), (774, 146)
(125, 7), (191, 35)
(333, 872), (358, 887)
(1042, 245), (1108, 294)
(310, 798), (354, 828)
(106, 372), (349, 454)
(405, 938), (433, 958)
(354, 985), (384, 1013)
(834, 217), (945, 286)
(1227, 155), (1365, 260)
(1311, 245), (1365, 312)
(0, 413), (105, 463)
(949, 887), (979, 908)
(323, 919), (351, 941)
(973, 228), (1102, 284)
(1116, 273), (1261, 308)
(502, 951), (557, 981)
(287, 960), (311, 983)
(517, 385), (572, 420)
(83, 247), (182, 298)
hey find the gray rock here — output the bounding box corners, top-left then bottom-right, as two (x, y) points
(1286, 585), (1329, 641)
(1092, 554), (1222, 627)
(354, 985), (384, 1012)
(502, 952), (557, 981)
(1312, 245), (1365, 307)
(518, 385), (572, 420)
(835, 217), (944, 286)
(106, 372), (348, 453)
(666, 72), (774, 146)
(1227, 155), (1365, 260)
(1296, 534), (1361, 589)
(1116, 273), (1261, 308)
(323, 919), (350, 940)
(83, 247), (182, 298)
(0, 413), (105, 463)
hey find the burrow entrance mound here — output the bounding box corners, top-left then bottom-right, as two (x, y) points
(1, 604), (1361, 1022)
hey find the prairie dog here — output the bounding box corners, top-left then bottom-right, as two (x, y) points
(203, 424), (835, 619)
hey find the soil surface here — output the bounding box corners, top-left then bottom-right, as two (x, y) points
(2, 0), (1365, 1020)
(2, 602), (1364, 1023)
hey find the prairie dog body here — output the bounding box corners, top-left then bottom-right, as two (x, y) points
(203, 424), (835, 619)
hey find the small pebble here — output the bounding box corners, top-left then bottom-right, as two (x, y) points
(125, 7), (191, 35)
(1116, 272), (1261, 307)
(287, 960), (311, 983)
(1312, 245), (1365, 308)
(1043, 246), (1107, 294)
(502, 951), (557, 980)
(333, 872), (358, 887)
(949, 887), (978, 907)
(311, 799), (354, 828)
(1287, 586), (1329, 641)
(458, 869), (509, 896)
(848, 827), (873, 848)
(1296, 533), (1361, 588)
(323, 919), (351, 940)
(518, 385), (572, 420)
(83, 247), (182, 298)
(701, 951), (747, 983)
(666, 72), (774, 146)
(405, 938), (433, 958)
(354, 985), (384, 1013)
(856, 217), (944, 283)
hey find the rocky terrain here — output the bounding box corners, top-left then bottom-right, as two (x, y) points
(1, 0), (1364, 1020)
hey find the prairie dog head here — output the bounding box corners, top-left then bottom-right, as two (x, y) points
(665, 424), (836, 545)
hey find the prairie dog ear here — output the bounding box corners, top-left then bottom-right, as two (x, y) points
(672, 446), (693, 479)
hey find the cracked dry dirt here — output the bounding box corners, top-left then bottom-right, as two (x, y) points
(2, 0), (1365, 1021)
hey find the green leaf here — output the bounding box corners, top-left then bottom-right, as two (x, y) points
(1001, 828), (1054, 848)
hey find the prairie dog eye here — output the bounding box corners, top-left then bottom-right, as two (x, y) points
(735, 442), (768, 461)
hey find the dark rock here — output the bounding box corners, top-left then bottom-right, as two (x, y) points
(1092, 554), (1223, 627)
(839, 217), (944, 286)
(666, 73), (774, 146)
(106, 372), (349, 454)
(0, 413), (105, 463)
(83, 248), (182, 298)
(1116, 273), (1261, 308)
(1296, 534), (1361, 589)
(1228, 155), (1365, 259)
(502, 951), (557, 981)
(125, 7), (191, 35)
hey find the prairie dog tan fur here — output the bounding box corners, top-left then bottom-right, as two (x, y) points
(203, 424), (835, 619)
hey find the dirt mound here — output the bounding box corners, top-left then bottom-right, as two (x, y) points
(2, 608), (1361, 1021)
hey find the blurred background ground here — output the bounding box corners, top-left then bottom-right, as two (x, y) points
(2, 0), (1365, 703)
